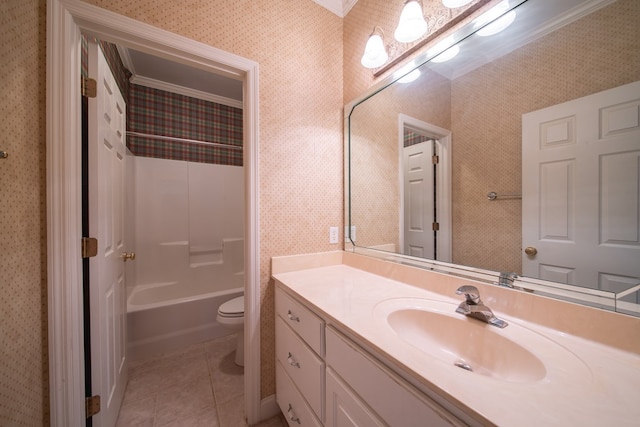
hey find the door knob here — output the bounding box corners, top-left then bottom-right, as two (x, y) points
(524, 246), (537, 256)
(122, 252), (136, 262)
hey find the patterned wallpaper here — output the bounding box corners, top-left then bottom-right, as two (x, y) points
(0, 0), (48, 425)
(405, 130), (431, 148)
(128, 84), (243, 166)
(82, 37), (242, 166)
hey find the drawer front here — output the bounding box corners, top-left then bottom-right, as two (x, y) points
(276, 287), (324, 355)
(326, 327), (463, 427)
(276, 316), (325, 419)
(277, 361), (323, 427)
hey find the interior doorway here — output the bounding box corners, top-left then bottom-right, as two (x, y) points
(398, 114), (452, 262)
(47, 1), (262, 425)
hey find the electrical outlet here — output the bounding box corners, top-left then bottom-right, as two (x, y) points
(329, 226), (339, 244)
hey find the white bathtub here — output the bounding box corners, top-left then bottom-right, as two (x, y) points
(127, 281), (243, 361)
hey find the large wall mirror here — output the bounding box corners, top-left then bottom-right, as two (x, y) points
(346, 0), (640, 316)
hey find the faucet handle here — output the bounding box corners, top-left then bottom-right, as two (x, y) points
(456, 285), (481, 305)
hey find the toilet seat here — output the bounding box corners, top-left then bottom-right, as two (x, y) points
(218, 295), (244, 318)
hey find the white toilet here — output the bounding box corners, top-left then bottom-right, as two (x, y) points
(217, 295), (245, 366)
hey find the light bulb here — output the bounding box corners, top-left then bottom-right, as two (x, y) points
(394, 1), (428, 43)
(477, 10), (516, 36)
(398, 69), (421, 83)
(431, 45), (460, 63)
(361, 34), (388, 68)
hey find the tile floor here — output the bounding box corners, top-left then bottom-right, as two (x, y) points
(116, 333), (286, 427)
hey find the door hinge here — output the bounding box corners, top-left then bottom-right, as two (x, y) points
(82, 237), (98, 258)
(432, 222), (440, 231)
(432, 155), (439, 165)
(82, 76), (97, 98)
(85, 395), (101, 418)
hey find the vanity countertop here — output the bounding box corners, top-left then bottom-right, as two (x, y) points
(273, 263), (640, 427)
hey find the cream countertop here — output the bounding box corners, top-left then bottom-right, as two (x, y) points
(273, 262), (640, 427)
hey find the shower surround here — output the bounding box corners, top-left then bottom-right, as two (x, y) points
(126, 155), (244, 360)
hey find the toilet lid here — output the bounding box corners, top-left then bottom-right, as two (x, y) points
(219, 296), (244, 316)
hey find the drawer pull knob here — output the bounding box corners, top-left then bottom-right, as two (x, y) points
(287, 404), (301, 424)
(287, 310), (300, 322)
(287, 352), (300, 368)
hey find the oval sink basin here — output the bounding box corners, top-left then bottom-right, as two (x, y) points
(387, 308), (546, 383)
(374, 298), (591, 384)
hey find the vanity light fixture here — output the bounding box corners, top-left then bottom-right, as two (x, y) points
(398, 69), (421, 83)
(442, 0), (473, 8)
(477, 10), (516, 36)
(474, 1), (516, 37)
(431, 45), (460, 63)
(361, 26), (389, 69)
(429, 36), (460, 63)
(394, 62), (422, 83)
(394, 0), (429, 43)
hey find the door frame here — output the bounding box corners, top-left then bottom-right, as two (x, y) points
(397, 114), (452, 262)
(46, 1), (262, 425)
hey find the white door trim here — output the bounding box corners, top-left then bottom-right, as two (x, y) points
(46, 1), (262, 425)
(397, 114), (452, 262)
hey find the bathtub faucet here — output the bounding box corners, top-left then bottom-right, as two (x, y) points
(455, 285), (508, 328)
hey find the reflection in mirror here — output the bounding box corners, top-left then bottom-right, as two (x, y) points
(346, 0), (640, 316)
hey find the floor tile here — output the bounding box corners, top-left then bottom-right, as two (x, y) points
(115, 395), (155, 427)
(116, 333), (284, 427)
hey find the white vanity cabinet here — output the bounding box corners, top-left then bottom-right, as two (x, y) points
(275, 286), (465, 427)
(325, 367), (385, 427)
(325, 327), (463, 427)
(275, 288), (325, 426)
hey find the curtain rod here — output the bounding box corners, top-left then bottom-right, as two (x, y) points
(126, 131), (242, 151)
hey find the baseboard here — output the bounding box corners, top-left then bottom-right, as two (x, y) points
(259, 394), (281, 422)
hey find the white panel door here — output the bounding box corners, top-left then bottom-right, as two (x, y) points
(522, 81), (640, 293)
(403, 140), (435, 258)
(88, 41), (128, 427)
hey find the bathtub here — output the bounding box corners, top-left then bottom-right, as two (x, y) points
(127, 281), (243, 361)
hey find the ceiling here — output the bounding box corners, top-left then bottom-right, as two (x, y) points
(118, 0), (358, 107)
(313, 0), (359, 17)
(118, 47), (244, 108)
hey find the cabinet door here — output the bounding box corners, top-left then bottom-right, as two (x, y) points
(326, 327), (463, 427)
(326, 368), (385, 427)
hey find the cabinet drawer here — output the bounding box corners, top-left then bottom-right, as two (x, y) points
(276, 316), (325, 419)
(326, 327), (463, 427)
(276, 288), (324, 355)
(277, 361), (323, 427)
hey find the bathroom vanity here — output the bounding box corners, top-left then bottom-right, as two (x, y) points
(272, 252), (640, 427)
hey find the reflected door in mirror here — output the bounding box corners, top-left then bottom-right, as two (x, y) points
(522, 81), (640, 298)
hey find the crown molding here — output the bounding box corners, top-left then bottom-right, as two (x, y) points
(130, 75), (244, 109)
(313, 0), (358, 17)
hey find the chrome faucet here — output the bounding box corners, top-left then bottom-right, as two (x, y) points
(455, 285), (508, 328)
(497, 272), (518, 288)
